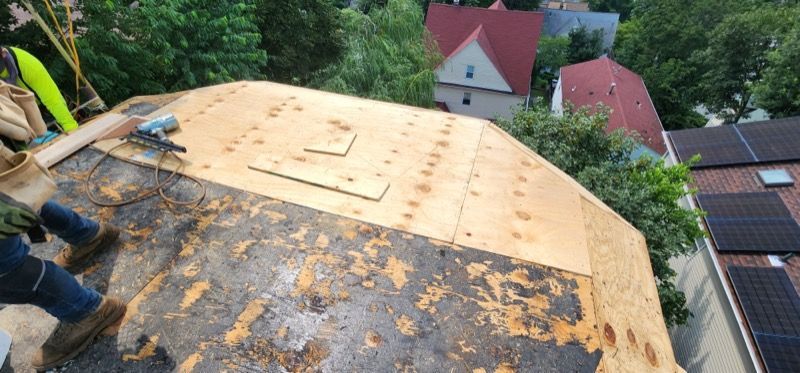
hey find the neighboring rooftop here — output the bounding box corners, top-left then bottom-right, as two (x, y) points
(559, 56), (666, 154)
(425, 2), (544, 96)
(542, 0), (590, 12)
(541, 8), (620, 52)
(667, 117), (800, 372)
(2, 81), (682, 371)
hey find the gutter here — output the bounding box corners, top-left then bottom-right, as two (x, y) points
(662, 131), (763, 373)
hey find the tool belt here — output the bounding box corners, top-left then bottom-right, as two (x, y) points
(0, 80), (47, 142)
(0, 146), (56, 212)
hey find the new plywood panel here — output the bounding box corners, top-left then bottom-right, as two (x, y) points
(249, 155), (389, 201)
(95, 81), (485, 241)
(581, 198), (680, 373)
(304, 133), (357, 156)
(454, 125), (592, 276)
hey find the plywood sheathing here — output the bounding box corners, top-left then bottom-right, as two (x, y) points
(581, 198), (680, 372)
(456, 124), (592, 275)
(303, 132), (357, 156)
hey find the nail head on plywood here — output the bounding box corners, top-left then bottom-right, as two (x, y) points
(515, 211), (531, 221)
(407, 201), (420, 207)
(521, 160), (532, 167)
(436, 140), (450, 147)
(420, 170), (433, 177)
(513, 190), (525, 197)
(603, 323), (616, 346)
(512, 232), (522, 239)
(415, 184), (431, 193)
(626, 329), (637, 347)
(518, 176), (527, 182)
(645, 343), (658, 366)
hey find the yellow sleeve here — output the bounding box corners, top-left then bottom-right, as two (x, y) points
(10, 48), (78, 132)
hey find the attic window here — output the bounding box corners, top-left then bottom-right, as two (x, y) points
(757, 169), (794, 187)
(466, 65), (475, 79)
(462, 92), (472, 106)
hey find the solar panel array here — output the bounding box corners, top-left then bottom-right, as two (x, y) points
(669, 116), (800, 168)
(727, 266), (800, 373)
(697, 192), (800, 252)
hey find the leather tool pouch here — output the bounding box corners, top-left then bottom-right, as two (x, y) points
(0, 81), (47, 141)
(0, 148), (56, 212)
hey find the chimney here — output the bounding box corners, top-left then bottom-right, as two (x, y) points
(607, 82), (616, 95)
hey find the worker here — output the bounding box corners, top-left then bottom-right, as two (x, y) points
(0, 191), (125, 371)
(0, 46), (79, 132)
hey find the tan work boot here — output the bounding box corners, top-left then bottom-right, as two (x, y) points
(53, 223), (120, 273)
(31, 296), (127, 371)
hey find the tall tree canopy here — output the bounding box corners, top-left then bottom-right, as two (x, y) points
(754, 23), (800, 119)
(588, 0), (633, 20)
(567, 26), (604, 64)
(498, 104), (704, 327)
(255, 0), (344, 85)
(314, 0), (442, 108)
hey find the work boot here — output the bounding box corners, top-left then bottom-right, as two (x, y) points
(31, 296), (126, 371)
(53, 223), (120, 273)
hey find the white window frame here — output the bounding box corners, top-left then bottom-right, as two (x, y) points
(466, 65), (475, 79)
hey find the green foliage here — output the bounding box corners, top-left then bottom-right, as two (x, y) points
(567, 26), (603, 64)
(695, 7), (788, 124)
(536, 35), (569, 77)
(137, 0), (267, 91)
(254, 0), (344, 84)
(498, 104), (704, 327)
(753, 8), (800, 119)
(588, 0), (633, 20)
(314, 0), (441, 108)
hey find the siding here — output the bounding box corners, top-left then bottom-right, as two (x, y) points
(434, 85), (524, 120)
(669, 248), (758, 373)
(435, 40), (512, 93)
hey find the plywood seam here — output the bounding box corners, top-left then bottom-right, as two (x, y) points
(452, 122), (488, 243)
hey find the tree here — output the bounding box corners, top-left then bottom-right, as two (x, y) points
(421, 0), (541, 12)
(695, 7), (787, 124)
(254, 0), (344, 85)
(567, 26), (603, 64)
(137, 0), (267, 92)
(497, 103), (704, 327)
(754, 24), (800, 118)
(588, 0), (633, 21)
(534, 35), (568, 85)
(613, 0), (746, 130)
(313, 0), (442, 108)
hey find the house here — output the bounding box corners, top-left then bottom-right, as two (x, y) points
(665, 116), (800, 373)
(541, 0), (590, 12)
(541, 8), (620, 53)
(425, 1), (543, 120)
(552, 56), (666, 155)
(2, 80), (685, 371)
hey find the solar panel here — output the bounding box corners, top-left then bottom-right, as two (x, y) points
(754, 334), (800, 373)
(728, 266), (800, 373)
(737, 117), (800, 162)
(669, 126), (756, 167)
(697, 192), (800, 252)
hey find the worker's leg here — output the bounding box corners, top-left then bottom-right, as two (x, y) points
(0, 235), (126, 370)
(0, 235), (100, 322)
(38, 200), (99, 246)
(39, 200), (120, 272)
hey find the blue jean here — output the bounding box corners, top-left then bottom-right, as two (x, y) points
(0, 200), (101, 322)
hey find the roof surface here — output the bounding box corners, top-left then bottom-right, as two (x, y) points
(541, 8), (620, 51)
(425, 3), (544, 96)
(560, 56), (666, 154)
(2, 81), (683, 372)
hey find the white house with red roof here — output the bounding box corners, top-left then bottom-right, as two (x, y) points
(552, 56), (666, 155)
(425, 1), (544, 120)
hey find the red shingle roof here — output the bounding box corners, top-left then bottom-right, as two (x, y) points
(425, 3), (544, 96)
(488, 0), (508, 10)
(560, 56), (666, 154)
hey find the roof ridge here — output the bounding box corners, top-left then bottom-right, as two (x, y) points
(605, 57), (630, 134)
(474, 25), (513, 90)
(430, 3), (542, 14)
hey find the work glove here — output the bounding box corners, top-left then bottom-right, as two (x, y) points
(0, 191), (42, 239)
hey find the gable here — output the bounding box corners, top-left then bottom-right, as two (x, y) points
(436, 40), (513, 93)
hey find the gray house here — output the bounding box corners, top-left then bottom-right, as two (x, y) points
(541, 8), (620, 53)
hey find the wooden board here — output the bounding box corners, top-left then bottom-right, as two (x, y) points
(34, 113), (128, 167)
(249, 155), (389, 201)
(454, 125), (592, 276)
(581, 198), (680, 372)
(95, 81), (485, 241)
(304, 133), (357, 156)
(98, 115), (149, 141)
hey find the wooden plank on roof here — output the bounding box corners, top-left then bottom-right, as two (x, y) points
(249, 155), (389, 201)
(304, 133), (356, 156)
(34, 113), (128, 168)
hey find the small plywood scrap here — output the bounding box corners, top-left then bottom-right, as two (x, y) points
(304, 133), (357, 156)
(249, 155), (390, 201)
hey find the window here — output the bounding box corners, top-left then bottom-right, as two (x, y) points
(465, 65), (475, 79)
(758, 169), (794, 187)
(462, 92), (472, 106)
